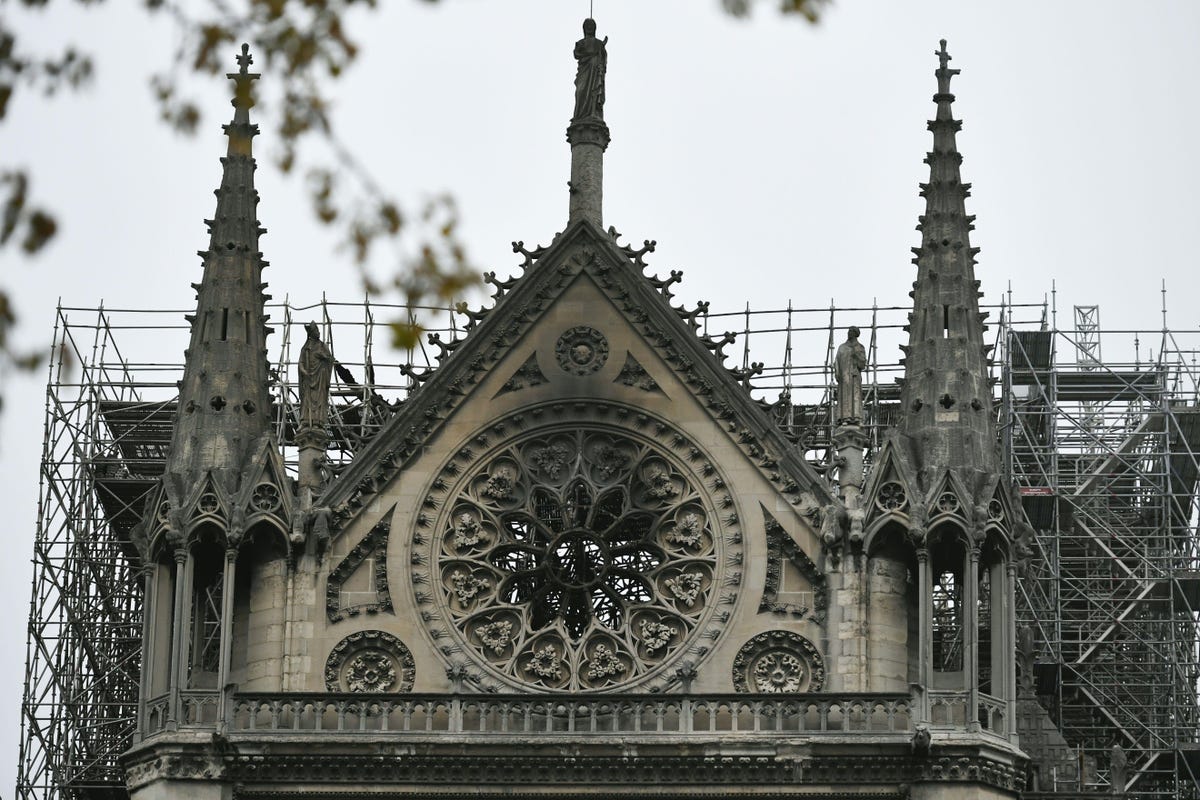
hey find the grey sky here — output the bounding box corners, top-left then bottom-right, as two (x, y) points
(2, 1), (1198, 790)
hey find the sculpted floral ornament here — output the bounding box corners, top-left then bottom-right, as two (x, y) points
(420, 418), (736, 692)
(324, 630), (416, 693)
(555, 326), (609, 375)
(732, 630), (825, 694)
(346, 651), (396, 692)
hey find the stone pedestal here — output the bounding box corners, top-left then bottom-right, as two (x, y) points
(567, 119), (609, 226)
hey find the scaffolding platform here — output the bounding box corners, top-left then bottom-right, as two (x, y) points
(15, 290), (1200, 800)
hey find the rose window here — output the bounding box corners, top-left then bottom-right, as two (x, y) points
(429, 426), (727, 691)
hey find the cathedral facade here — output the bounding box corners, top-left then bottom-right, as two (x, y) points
(121, 23), (1030, 800)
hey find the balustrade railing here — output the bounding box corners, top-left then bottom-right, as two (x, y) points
(224, 693), (913, 738)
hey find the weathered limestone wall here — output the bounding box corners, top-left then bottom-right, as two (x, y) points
(130, 780), (232, 800)
(868, 556), (910, 691)
(836, 562), (868, 691)
(236, 557), (287, 691)
(911, 783), (1018, 799)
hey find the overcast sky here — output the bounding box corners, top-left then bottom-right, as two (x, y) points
(2, 1), (1199, 791)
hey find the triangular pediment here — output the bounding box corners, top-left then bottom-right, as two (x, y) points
(323, 220), (833, 529)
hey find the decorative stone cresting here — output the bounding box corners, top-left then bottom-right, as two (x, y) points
(732, 630), (825, 693)
(555, 326), (609, 375)
(414, 401), (742, 692)
(324, 629), (415, 693)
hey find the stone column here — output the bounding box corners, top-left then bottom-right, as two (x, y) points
(1006, 562), (1018, 740)
(836, 561), (868, 692)
(823, 560), (844, 691)
(916, 547), (931, 722)
(867, 556), (909, 692)
(166, 548), (191, 730)
(295, 427), (329, 506)
(215, 547), (237, 730)
(567, 119), (609, 227)
(134, 565), (156, 743)
(966, 545), (980, 732)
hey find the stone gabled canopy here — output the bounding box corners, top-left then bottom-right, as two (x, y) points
(321, 218), (834, 533)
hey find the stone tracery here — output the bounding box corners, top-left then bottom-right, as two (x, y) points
(421, 417), (735, 691)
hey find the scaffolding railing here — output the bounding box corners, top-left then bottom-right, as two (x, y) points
(15, 290), (1200, 800)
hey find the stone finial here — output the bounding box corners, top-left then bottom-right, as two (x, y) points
(935, 38), (959, 96)
(227, 43), (260, 132)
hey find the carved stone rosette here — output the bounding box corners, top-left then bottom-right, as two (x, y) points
(414, 402), (743, 692)
(555, 326), (609, 375)
(732, 630), (825, 693)
(324, 630), (416, 693)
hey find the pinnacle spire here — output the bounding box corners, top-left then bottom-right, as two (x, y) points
(163, 44), (274, 505)
(566, 18), (610, 227)
(897, 40), (997, 474)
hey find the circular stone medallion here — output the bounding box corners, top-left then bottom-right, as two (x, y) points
(555, 326), (609, 375)
(325, 630), (416, 693)
(732, 630), (825, 693)
(414, 403), (743, 693)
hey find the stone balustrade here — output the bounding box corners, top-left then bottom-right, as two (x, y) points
(216, 692), (914, 738)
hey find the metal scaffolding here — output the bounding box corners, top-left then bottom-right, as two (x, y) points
(16, 289), (1200, 799)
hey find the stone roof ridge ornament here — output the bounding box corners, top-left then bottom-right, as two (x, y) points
(566, 18), (611, 228)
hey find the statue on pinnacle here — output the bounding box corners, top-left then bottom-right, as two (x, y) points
(572, 18), (608, 121)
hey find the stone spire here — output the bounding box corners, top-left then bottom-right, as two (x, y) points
(567, 18), (610, 227)
(897, 39), (997, 476)
(163, 43), (275, 504)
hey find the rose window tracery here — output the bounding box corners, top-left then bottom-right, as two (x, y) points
(424, 422), (733, 691)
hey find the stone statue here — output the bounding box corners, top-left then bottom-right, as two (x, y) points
(572, 18), (607, 121)
(298, 321), (333, 430)
(835, 326), (867, 424)
(1017, 625), (1037, 693)
(1110, 744), (1127, 794)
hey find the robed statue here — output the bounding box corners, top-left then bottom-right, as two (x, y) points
(572, 18), (607, 121)
(298, 321), (333, 430)
(835, 326), (867, 424)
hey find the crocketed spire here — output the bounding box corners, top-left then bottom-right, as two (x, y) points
(162, 43), (275, 510)
(897, 40), (997, 475)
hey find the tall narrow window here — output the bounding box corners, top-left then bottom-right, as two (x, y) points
(930, 538), (966, 674)
(942, 304), (951, 337)
(188, 545), (224, 690)
(931, 568), (963, 671)
(977, 569), (992, 692)
(219, 308), (229, 341)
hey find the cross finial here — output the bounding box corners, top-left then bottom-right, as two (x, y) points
(937, 39), (950, 72)
(236, 43), (253, 75)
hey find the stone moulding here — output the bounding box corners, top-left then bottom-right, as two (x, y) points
(759, 507), (827, 623)
(326, 507), (395, 623)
